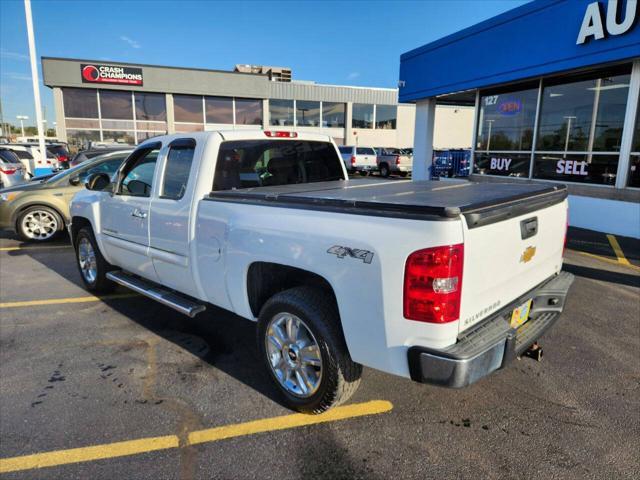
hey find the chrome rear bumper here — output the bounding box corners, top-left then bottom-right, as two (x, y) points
(408, 271), (575, 388)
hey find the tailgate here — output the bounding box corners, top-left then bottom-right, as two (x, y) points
(458, 199), (568, 333)
(355, 153), (377, 167)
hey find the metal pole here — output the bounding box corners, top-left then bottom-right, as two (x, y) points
(20, 119), (25, 137)
(24, 0), (46, 167)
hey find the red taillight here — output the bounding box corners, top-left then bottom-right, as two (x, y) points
(395, 155), (400, 165)
(58, 155), (69, 162)
(0, 167), (17, 174)
(403, 244), (464, 323)
(264, 131), (298, 138)
(350, 155), (356, 165)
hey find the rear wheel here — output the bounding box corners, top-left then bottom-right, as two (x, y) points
(379, 163), (390, 178)
(17, 206), (63, 242)
(257, 286), (362, 413)
(75, 227), (115, 293)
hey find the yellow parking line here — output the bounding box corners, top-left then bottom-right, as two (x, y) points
(0, 293), (139, 309)
(0, 400), (393, 474)
(577, 251), (640, 272)
(0, 435), (178, 474)
(606, 234), (631, 266)
(188, 399), (393, 445)
(0, 245), (71, 252)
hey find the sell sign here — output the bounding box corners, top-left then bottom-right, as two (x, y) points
(81, 64), (143, 86)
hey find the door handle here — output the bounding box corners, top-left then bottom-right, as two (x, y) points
(131, 209), (147, 219)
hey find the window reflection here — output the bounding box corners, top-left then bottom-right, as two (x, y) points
(63, 88), (98, 118)
(100, 90), (133, 120)
(205, 96), (233, 124)
(376, 105), (397, 129)
(174, 94), (204, 123)
(322, 102), (345, 128)
(269, 99), (294, 126)
(135, 93), (166, 121)
(235, 98), (262, 125)
(296, 101), (320, 127)
(352, 104), (373, 129)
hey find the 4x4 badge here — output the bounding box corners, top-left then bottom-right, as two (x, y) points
(520, 246), (536, 263)
(327, 245), (374, 264)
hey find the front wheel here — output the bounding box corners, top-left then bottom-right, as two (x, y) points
(257, 287), (362, 413)
(17, 206), (63, 242)
(75, 227), (115, 293)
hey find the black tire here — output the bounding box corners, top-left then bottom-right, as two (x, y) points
(257, 286), (362, 414)
(74, 227), (116, 293)
(379, 163), (390, 178)
(359, 171), (369, 176)
(399, 171), (408, 177)
(16, 205), (64, 242)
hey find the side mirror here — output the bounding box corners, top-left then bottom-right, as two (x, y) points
(69, 175), (81, 186)
(85, 172), (111, 191)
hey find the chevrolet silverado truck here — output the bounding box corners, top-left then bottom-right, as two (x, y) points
(69, 130), (574, 413)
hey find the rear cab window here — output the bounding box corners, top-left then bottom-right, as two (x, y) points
(356, 147), (376, 155)
(338, 146), (352, 155)
(213, 140), (345, 191)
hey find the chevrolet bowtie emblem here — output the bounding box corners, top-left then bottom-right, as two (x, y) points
(520, 246), (536, 263)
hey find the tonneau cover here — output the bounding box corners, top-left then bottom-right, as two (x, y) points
(207, 179), (567, 228)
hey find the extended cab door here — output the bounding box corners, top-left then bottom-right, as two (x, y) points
(100, 143), (161, 282)
(148, 138), (200, 298)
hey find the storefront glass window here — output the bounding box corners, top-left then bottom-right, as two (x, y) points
(66, 129), (101, 152)
(205, 96), (233, 124)
(322, 102), (345, 128)
(63, 88), (98, 118)
(174, 94), (204, 123)
(102, 131), (135, 145)
(100, 90), (133, 120)
(534, 66), (631, 185)
(269, 99), (294, 126)
(533, 153), (619, 185)
(296, 101), (320, 127)
(477, 87), (538, 151)
(352, 104), (374, 129)
(135, 93), (166, 121)
(376, 105), (397, 129)
(235, 98), (262, 125)
(474, 84), (538, 177)
(137, 131), (165, 143)
(629, 99), (640, 188)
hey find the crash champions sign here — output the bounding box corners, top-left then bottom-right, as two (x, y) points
(81, 64), (143, 86)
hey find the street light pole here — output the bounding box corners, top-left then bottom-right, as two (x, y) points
(23, 0), (46, 167)
(16, 115), (28, 137)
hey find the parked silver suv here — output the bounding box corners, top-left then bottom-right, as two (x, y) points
(338, 146), (377, 175)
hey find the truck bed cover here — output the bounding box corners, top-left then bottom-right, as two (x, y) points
(207, 179), (567, 228)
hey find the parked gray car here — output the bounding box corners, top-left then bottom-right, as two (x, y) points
(375, 148), (412, 177)
(0, 148), (27, 188)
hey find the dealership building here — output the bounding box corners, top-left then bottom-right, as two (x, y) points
(41, 57), (426, 152)
(400, 0), (639, 237)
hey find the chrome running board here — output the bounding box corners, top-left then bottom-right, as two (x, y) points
(106, 271), (206, 318)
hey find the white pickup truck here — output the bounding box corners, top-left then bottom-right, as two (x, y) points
(70, 130), (574, 413)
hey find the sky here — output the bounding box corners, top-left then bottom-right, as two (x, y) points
(0, 0), (528, 128)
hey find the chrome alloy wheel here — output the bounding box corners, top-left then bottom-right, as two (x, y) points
(77, 237), (98, 284)
(21, 210), (58, 240)
(265, 313), (322, 398)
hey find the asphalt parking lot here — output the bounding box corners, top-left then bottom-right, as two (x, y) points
(0, 227), (638, 479)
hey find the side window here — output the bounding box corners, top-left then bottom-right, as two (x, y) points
(82, 158), (126, 181)
(119, 147), (160, 197)
(160, 139), (196, 200)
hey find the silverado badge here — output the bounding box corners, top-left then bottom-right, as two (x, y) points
(520, 246), (536, 263)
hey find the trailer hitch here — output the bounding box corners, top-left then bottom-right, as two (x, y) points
(521, 342), (543, 361)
